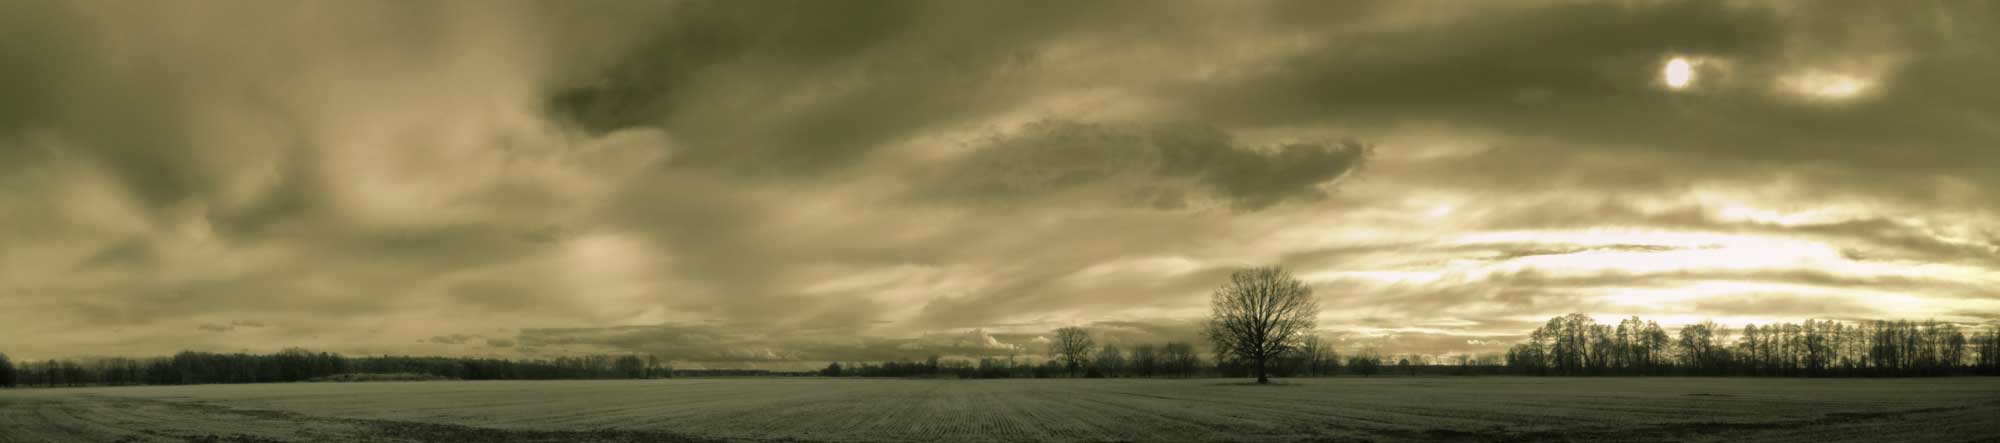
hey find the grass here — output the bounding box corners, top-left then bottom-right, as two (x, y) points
(2, 377), (1997, 442)
(305, 373), (455, 383)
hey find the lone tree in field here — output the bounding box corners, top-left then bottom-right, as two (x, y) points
(1204, 266), (1321, 384)
(1050, 327), (1095, 378)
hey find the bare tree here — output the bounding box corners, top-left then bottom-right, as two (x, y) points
(1349, 348), (1383, 377)
(1163, 342), (1200, 377)
(1096, 345), (1126, 377)
(1204, 266), (1320, 384)
(1978, 326), (2000, 375)
(1049, 327), (1095, 378)
(0, 352), (14, 388)
(1297, 335), (1336, 376)
(1131, 344), (1158, 377)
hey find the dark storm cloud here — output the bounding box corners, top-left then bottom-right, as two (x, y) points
(926, 120), (1370, 211)
(426, 334), (477, 345)
(547, 1), (1110, 174)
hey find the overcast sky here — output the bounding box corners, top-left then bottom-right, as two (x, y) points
(1, 0), (1995, 367)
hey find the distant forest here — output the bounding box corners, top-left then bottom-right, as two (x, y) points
(1503, 314), (2000, 377)
(0, 350), (674, 388)
(1, 315), (1996, 388)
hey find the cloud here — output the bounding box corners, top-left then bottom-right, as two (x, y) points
(897, 329), (1027, 354)
(191, 320), (271, 333)
(426, 334), (477, 345)
(1692, 295), (1880, 319)
(546, 1), (1062, 174)
(0, 1), (1993, 363)
(926, 120), (1370, 211)
(484, 338), (516, 348)
(1162, 1), (2000, 202)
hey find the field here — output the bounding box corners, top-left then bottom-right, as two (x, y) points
(3, 377), (1998, 442)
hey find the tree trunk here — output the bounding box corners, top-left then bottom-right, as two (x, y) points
(1255, 358), (1268, 384)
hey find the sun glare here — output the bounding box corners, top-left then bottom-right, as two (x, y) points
(1664, 58), (1693, 89)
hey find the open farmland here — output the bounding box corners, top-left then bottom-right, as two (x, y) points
(3, 377), (1998, 442)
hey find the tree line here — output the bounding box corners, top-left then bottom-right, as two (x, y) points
(819, 341), (1218, 379)
(1506, 313), (2000, 377)
(0, 348), (674, 388)
(0, 267), (1429, 387)
(5, 266), (1992, 387)
(817, 338), (1395, 380)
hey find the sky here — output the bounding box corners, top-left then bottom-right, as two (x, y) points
(0, 0), (1995, 367)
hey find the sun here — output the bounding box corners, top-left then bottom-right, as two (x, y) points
(1664, 58), (1694, 89)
